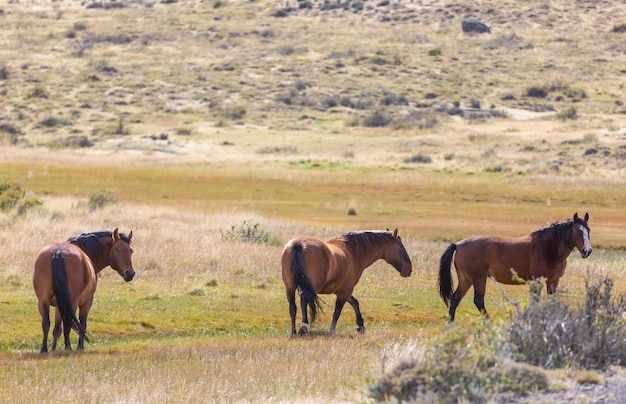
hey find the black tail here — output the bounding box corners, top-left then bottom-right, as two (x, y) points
(438, 243), (457, 307)
(51, 250), (88, 343)
(290, 243), (323, 324)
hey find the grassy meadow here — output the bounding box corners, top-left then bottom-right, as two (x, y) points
(1, 0), (626, 402)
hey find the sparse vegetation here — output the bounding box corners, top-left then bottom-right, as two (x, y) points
(405, 153), (432, 164)
(369, 275), (625, 402)
(88, 189), (117, 211)
(220, 220), (282, 246)
(557, 106), (578, 120)
(611, 23), (626, 33)
(0, 180), (42, 215)
(507, 276), (626, 370)
(1, 1), (626, 402)
(368, 322), (549, 403)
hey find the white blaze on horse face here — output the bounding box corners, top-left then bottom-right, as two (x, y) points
(578, 224), (592, 257)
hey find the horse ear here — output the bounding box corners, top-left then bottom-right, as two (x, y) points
(128, 230), (133, 241)
(393, 228), (398, 237)
(573, 213), (579, 222)
(584, 212), (589, 222)
(113, 228), (120, 240)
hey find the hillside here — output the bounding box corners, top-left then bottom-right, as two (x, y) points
(0, 0), (625, 172)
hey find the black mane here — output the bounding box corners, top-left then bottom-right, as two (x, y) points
(531, 218), (588, 249)
(340, 230), (393, 249)
(67, 231), (131, 259)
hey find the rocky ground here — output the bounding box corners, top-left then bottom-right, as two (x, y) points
(500, 367), (626, 404)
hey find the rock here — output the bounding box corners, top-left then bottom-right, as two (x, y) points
(462, 17), (491, 33)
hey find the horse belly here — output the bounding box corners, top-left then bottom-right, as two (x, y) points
(487, 250), (531, 284)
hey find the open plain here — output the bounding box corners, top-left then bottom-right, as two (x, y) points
(1, 0), (625, 402)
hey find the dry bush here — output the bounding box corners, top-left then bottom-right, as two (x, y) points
(368, 322), (549, 403)
(507, 276), (626, 370)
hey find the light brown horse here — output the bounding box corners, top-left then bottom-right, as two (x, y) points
(281, 229), (412, 336)
(33, 229), (135, 353)
(438, 212), (592, 322)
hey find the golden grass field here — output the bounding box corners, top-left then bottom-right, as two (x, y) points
(1, 0), (626, 402)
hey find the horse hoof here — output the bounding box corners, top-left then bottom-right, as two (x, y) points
(298, 328), (308, 336)
(357, 326), (365, 334)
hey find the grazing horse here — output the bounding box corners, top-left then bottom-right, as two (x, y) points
(33, 229), (135, 353)
(281, 229), (412, 336)
(438, 213), (592, 322)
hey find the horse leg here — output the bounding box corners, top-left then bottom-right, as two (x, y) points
(287, 292), (298, 337)
(77, 299), (93, 350)
(348, 296), (365, 333)
(448, 276), (472, 322)
(472, 277), (490, 319)
(38, 301), (50, 353)
(546, 279), (559, 295)
(298, 294), (310, 336)
(329, 298), (347, 333)
(51, 308), (62, 351)
(62, 315), (72, 350)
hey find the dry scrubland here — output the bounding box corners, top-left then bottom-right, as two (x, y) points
(1, 0), (626, 402)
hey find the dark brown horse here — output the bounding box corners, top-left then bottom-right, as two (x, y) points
(281, 229), (412, 336)
(33, 229), (135, 353)
(439, 213), (592, 321)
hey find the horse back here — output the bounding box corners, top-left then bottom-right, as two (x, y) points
(33, 243), (97, 306)
(281, 236), (335, 293)
(455, 235), (535, 283)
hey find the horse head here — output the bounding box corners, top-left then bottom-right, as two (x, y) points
(109, 228), (136, 282)
(384, 228), (412, 278)
(572, 212), (592, 258)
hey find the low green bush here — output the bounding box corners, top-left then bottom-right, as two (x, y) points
(0, 180), (42, 215)
(88, 189), (117, 211)
(220, 220), (282, 246)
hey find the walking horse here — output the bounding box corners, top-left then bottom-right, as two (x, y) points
(438, 213), (592, 322)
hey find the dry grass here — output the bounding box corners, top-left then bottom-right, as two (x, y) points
(1, 0), (626, 401)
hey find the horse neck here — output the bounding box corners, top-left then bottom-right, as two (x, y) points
(85, 239), (112, 273)
(539, 228), (574, 261)
(343, 239), (388, 271)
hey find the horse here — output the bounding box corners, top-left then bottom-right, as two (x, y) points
(438, 212), (592, 322)
(281, 228), (412, 336)
(33, 229), (135, 353)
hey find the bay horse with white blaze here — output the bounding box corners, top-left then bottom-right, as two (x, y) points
(281, 228), (412, 336)
(33, 229), (135, 353)
(438, 213), (592, 322)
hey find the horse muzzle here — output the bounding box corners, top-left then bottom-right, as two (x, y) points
(401, 267), (412, 278)
(123, 270), (136, 282)
(580, 248), (592, 259)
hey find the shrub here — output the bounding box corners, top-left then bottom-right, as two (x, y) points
(362, 109), (392, 127)
(220, 220), (282, 246)
(28, 86), (49, 99)
(556, 106), (577, 121)
(507, 275), (626, 370)
(0, 180), (42, 215)
(0, 64), (8, 80)
(428, 47), (442, 56)
(404, 153), (432, 164)
(39, 116), (66, 128)
(223, 105), (246, 120)
(526, 86), (548, 98)
(102, 118), (129, 135)
(611, 23), (626, 33)
(88, 189), (117, 211)
(367, 323), (548, 403)
(0, 180), (26, 212)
